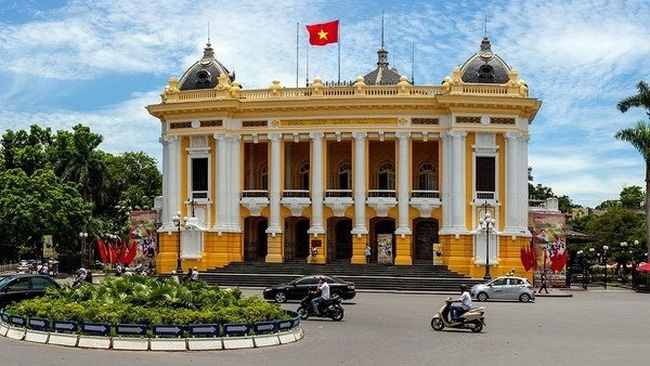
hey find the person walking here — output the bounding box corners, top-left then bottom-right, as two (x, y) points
(365, 244), (372, 264)
(538, 272), (549, 294)
(190, 266), (199, 282)
(171, 270), (180, 284)
(182, 268), (193, 283)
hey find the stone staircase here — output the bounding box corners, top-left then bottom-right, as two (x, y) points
(201, 262), (485, 292)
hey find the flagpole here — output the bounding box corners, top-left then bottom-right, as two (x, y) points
(337, 20), (341, 84)
(296, 22), (299, 87)
(306, 40), (309, 87)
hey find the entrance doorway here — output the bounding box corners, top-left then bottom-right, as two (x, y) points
(413, 218), (439, 263)
(327, 217), (352, 262)
(369, 217), (395, 264)
(243, 217), (268, 262)
(284, 217), (310, 262)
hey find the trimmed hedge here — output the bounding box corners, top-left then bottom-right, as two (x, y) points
(4, 276), (290, 326)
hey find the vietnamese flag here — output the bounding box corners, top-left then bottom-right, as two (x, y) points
(306, 20), (339, 46)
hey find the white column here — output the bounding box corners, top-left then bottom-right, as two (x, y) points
(396, 132), (411, 235)
(160, 135), (175, 228)
(167, 135), (181, 227)
(214, 133), (229, 232)
(351, 132), (368, 234)
(519, 134), (530, 233)
(439, 133), (452, 234)
(504, 132), (520, 234)
(308, 132), (325, 235)
(266, 134), (283, 234)
(230, 135), (242, 232)
(449, 131), (468, 233)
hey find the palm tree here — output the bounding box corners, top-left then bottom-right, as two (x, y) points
(616, 80), (650, 259)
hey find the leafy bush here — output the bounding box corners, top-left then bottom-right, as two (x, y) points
(5, 276), (290, 326)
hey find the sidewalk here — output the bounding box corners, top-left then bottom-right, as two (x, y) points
(534, 288), (573, 298)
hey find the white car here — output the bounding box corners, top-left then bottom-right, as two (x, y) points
(470, 276), (536, 303)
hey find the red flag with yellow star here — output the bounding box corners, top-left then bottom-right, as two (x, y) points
(306, 20), (339, 46)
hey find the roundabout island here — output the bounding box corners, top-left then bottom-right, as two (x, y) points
(0, 276), (302, 351)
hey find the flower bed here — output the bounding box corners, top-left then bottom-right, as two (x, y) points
(3, 276), (291, 333)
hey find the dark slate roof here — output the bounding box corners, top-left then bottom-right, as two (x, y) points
(179, 42), (235, 91)
(362, 46), (402, 85)
(460, 37), (510, 84)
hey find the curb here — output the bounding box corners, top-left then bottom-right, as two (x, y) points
(0, 317), (303, 352)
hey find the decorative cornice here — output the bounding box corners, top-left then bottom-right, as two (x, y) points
(448, 130), (468, 139)
(309, 132), (325, 140)
(351, 132), (368, 140)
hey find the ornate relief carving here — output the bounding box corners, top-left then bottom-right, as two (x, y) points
(201, 120), (223, 127)
(170, 122), (192, 129)
(242, 120), (268, 128)
(412, 118), (439, 125)
(491, 117), (516, 125)
(456, 116), (481, 124)
(280, 118), (396, 126)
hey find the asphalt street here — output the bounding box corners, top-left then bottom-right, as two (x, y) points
(1, 289), (648, 366)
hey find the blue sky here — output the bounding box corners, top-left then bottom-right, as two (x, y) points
(1, 0), (649, 207)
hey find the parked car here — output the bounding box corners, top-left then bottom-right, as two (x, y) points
(0, 274), (61, 308)
(470, 276), (535, 303)
(16, 260), (32, 273)
(263, 275), (356, 303)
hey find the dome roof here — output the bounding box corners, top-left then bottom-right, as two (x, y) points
(460, 37), (510, 84)
(178, 42), (235, 91)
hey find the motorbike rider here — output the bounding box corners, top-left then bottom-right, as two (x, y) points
(448, 284), (472, 322)
(311, 276), (330, 314)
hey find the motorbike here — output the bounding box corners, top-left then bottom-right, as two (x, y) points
(430, 297), (486, 333)
(297, 291), (345, 321)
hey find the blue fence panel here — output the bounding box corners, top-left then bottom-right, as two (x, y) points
(276, 319), (293, 331)
(53, 320), (78, 333)
(292, 316), (301, 328)
(152, 324), (184, 337)
(115, 324), (147, 336)
(82, 322), (111, 336)
(189, 324), (220, 337)
(10, 315), (26, 327)
(253, 321), (276, 334)
(29, 318), (50, 331)
(223, 323), (250, 337)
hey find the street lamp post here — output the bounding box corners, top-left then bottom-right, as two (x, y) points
(78, 231), (89, 268)
(186, 198), (197, 218)
(172, 211), (185, 273)
(479, 201), (496, 280)
(577, 250), (587, 289)
(620, 241), (628, 283)
(602, 245), (609, 289)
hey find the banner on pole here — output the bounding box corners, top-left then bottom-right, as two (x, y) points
(42, 235), (56, 259)
(530, 211), (567, 284)
(377, 234), (393, 265)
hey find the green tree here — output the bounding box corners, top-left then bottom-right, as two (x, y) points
(0, 169), (92, 260)
(589, 206), (646, 250)
(615, 80), (650, 260)
(619, 185), (644, 209)
(0, 125), (53, 175)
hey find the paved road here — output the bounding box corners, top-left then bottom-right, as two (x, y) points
(1, 289), (648, 366)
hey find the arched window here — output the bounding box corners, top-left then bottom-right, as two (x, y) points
(260, 163), (268, 190)
(377, 161), (395, 190)
(417, 162), (438, 190)
(338, 161), (352, 189)
(298, 162), (310, 190)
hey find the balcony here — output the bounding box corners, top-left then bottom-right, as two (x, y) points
(325, 190), (354, 217)
(366, 190), (397, 217)
(240, 190), (269, 216)
(476, 191), (495, 200)
(410, 190), (442, 218)
(281, 190), (311, 216)
(191, 191), (209, 199)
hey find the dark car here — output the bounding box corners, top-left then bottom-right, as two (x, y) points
(0, 274), (61, 308)
(263, 275), (356, 303)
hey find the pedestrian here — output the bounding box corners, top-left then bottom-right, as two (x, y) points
(365, 244), (372, 264)
(508, 268), (515, 277)
(538, 272), (549, 294)
(115, 263), (122, 276)
(191, 266), (199, 282)
(72, 268), (86, 287)
(182, 268), (193, 282)
(171, 270), (180, 284)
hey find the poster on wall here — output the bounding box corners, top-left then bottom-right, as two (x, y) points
(129, 210), (158, 266)
(530, 211), (567, 284)
(377, 234), (393, 265)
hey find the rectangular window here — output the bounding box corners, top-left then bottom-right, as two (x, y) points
(475, 156), (495, 192)
(192, 158), (208, 198)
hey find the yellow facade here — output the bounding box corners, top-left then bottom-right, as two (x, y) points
(148, 37), (541, 281)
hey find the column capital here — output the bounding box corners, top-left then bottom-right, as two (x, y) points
(213, 133), (228, 141)
(160, 135), (179, 144)
(396, 131), (411, 140)
(504, 131), (523, 141)
(229, 134), (242, 142)
(268, 133), (283, 142)
(448, 130), (468, 140)
(309, 132), (325, 140)
(351, 132), (368, 140)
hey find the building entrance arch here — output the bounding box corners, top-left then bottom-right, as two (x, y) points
(244, 217), (268, 262)
(327, 217), (352, 262)
(284, 217), (310, 262)
(413, 218), (439, 263)
(369, 217), (396, 264)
